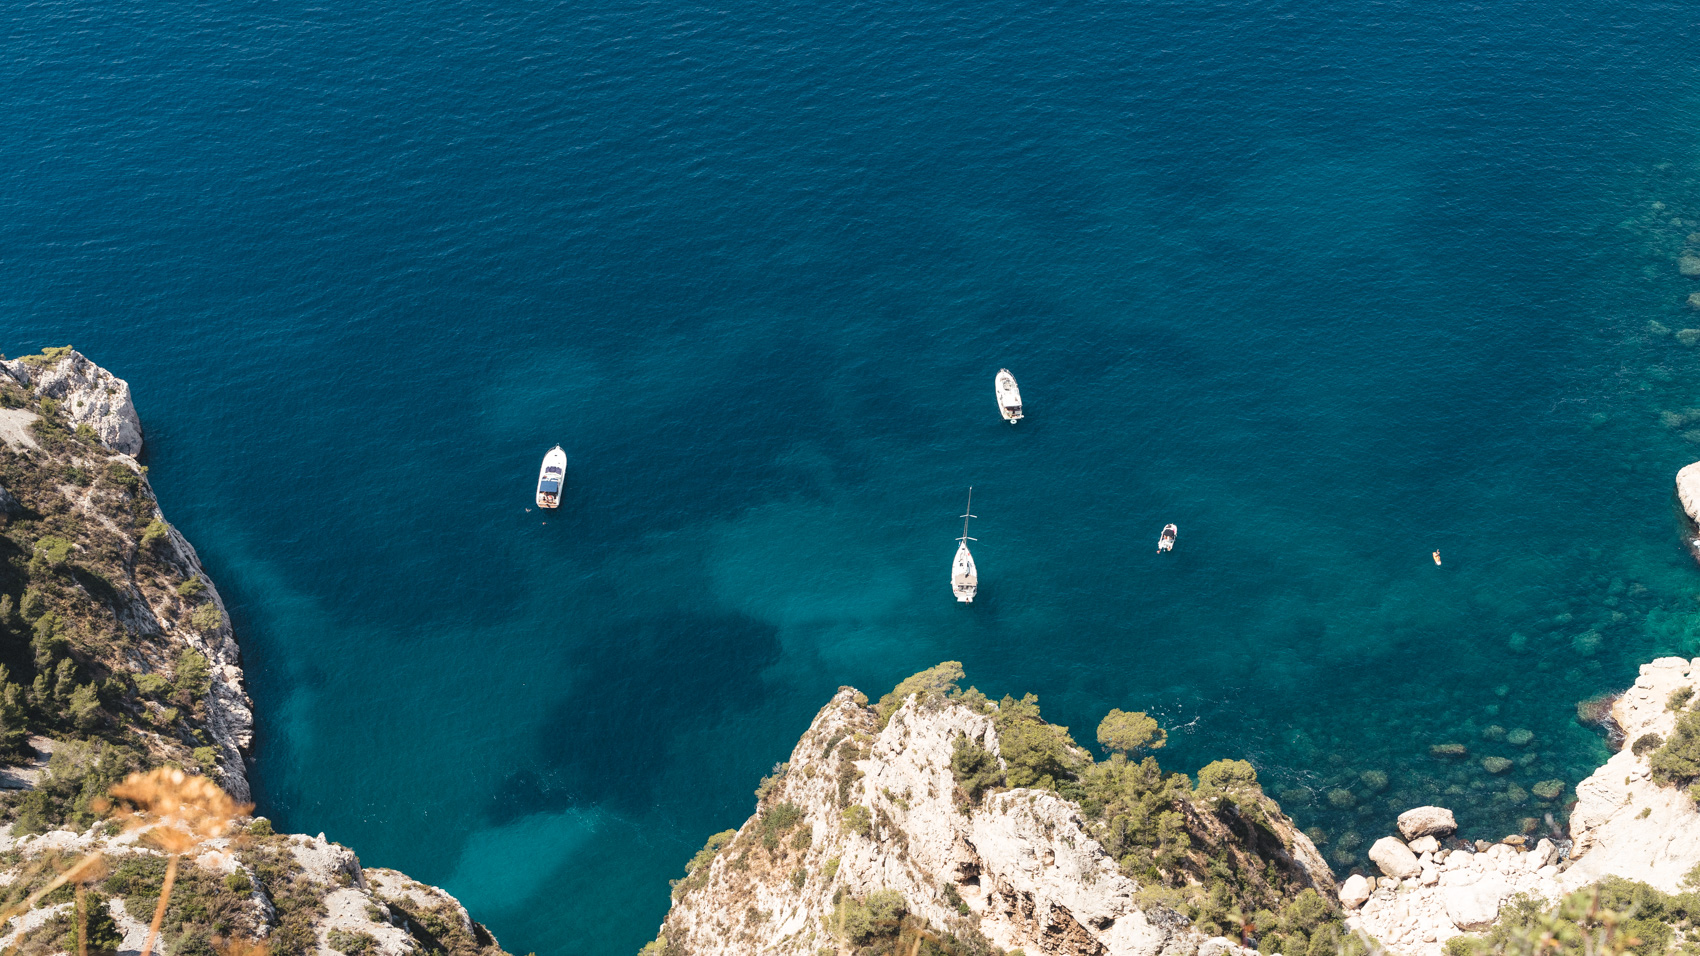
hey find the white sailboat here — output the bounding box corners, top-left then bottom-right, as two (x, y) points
(995, 369), (1023, 423)
(952, 489), (978, 603)
(536, 445), (567, 509)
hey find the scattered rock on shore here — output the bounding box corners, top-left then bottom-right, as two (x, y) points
(1369, 837), (1422, 879)
(1398, 806), (1458, 841)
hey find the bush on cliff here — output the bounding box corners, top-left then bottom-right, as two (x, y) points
(875, 661), (965, 728)
(1097, 708), (1166, 755)
(1649, 710), (1700, 792)
(994, 693), (1087, 793)
(1444, 875), (1700, 956)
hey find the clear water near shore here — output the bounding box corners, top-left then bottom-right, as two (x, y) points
(4, 0), (1700, 952)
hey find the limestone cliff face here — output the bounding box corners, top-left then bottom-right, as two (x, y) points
(658, 688), (1330, 956)
(1, 349), (143, 457)
(0, 347), (509, 956)
(0, 347), (253, 800)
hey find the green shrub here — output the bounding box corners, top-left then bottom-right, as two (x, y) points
(1097, 709), (1166, 754)
(841, 805), (872, 837)
(31, 536), (72, 570)
(60, 890), (122, 956)
(950, 735), (1005, 803)
(327, 929), (378, 955)
(224, 871), (253, 895)
(1670, 687), (1695, 712)
(1196, 759), (1260, 796)
(995, 693), (1085, 791)
(753, 761), (788, 800)
(669, 829), (735, 900)
(104, 462), (138, 489)
(192, 746), (219, 771)
(790, 867), (806, 889)
(248, 818), (274, 837)
(1446, 879), (1691, 956)
(135, 673), (170, 698)
(20, 346), (73, 367)
(176, 577), (207, 599)
(140, 519), (170, 548)
(758, 802), (802, 850)
(174, 650), (212, 707)
(190, 604), (222, 632)
(875, 661), (963, 727)
(1632, 734), (1663, 757)
(1650, 711), (1700, 787)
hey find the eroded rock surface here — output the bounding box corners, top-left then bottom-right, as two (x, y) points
(1, 349), (143, 456)
(657, 688), (1327, 956)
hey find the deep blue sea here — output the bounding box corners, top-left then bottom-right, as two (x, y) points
(6, 0), (1700, 951)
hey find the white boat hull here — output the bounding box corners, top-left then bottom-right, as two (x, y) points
(536, 446), (568, 509)
(995, 369), (1023, 423)
(952, 541), (978, 602)
(1158, 524), (1177, 553)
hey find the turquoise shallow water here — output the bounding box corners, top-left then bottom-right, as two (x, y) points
(5, 0), (1700, 952)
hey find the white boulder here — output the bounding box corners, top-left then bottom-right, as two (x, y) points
(1339, 874), (1372, 909)
(1370, 837), (1422, 879)
(1409, 835), (1441, 854)
(1443, 876), (1511, 930)
(1398, 806), (1458, 841)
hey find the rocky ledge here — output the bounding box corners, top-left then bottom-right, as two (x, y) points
(1344, 656), (1700, 956)
(652, 670), (1333, 956)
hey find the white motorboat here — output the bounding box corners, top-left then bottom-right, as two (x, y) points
(995, 369), (1023, 423)
(536, 445), (567, 509)
(952, 489), (978, 603)
(1157, 523), (1177, 553)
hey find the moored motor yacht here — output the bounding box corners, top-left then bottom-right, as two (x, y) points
(1157, 523), (1177, 553)
(995, 369), (1023, 423)
(536, 445), (567, 509)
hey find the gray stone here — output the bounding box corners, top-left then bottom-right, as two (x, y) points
(1397, 806), (1458, 841)
(0, 483), (17, 516)
(1369, 837), (1422, 879)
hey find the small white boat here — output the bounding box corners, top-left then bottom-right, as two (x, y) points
(952, 489), (978, 602)
(1157, 524), (1177, 553)
(995, 369), (1023, 423)
(536, 445), (567, 509)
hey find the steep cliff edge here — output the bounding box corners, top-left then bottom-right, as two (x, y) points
(0, 346), (510, 956)
(651, 665), (1336, 956)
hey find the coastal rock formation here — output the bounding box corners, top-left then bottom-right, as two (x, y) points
(0, 347), (509, 956)
(1679, 461), (1700, 528)
(1367, 838), (1420, 880)
(1, 348), (143, 456)
(1561, 655), (1700, 892)
(1346, 657), (1700, 956)
(0, 818), (506, 956)
(653, 681), (1332, 956)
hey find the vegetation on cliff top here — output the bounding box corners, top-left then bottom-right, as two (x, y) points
(1445, 870), (1700, 956)
(0, 367), (231, 836)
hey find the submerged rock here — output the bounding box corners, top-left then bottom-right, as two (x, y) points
(1482, 756), (1513, 774)
(1681, 255), (1700, 277)
(1679, 329), (1700, 346)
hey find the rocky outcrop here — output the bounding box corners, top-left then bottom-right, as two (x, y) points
(1560, 656), (1700, 892)
(1679, 462), (1700, 528)
(655, 687), (1329, 956)
(1, 348), (143, 456)
(1345, 657), (1700, 956)
(0, 818), (506, 956)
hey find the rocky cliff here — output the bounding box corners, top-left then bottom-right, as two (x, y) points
(651, 669), (1335, 956)
(1342, 656), (1700, 956)
(0, 346), (509, 956)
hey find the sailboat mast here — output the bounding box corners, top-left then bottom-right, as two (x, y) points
(959, 487), (976, 542)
